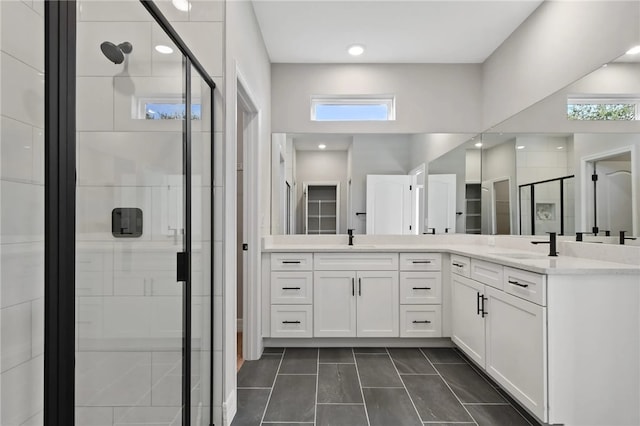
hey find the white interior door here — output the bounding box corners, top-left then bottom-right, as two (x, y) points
(427, 174), (456, 234)
(596, 161), (632, 233)
(366, 175), (413, 234)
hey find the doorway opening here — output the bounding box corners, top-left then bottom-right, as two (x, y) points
(493, 179), (511, 234)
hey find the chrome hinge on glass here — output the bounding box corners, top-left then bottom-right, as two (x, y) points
(177, 252), (189, 282)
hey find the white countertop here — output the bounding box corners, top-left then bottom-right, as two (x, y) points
(262, 239), (640, 276)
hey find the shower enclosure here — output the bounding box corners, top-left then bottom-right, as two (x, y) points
(1, 1), (215, 425)
(74, 2), (214, 425)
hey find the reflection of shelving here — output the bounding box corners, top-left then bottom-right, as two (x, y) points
(465, 183), (481, 234)
(305, 183), (339, 235)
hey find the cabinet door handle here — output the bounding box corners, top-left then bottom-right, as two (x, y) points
(412, 320), (431, 324)
(352, 278), (355, 296)
(412, 260), (432, 264)
(477, 292), (481, 315)
(412, 287), (431, 290)
(282, 287), (301, 290)
(452, 262), (464, 267)
(481, 295), (488, 318)
(282, 320), (301, 324)
(358, 278), (362, 296)
(282, 260), (301, 264)
(508, 279), (529, 288)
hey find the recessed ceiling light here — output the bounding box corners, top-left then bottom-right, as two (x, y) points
(602, 63), (608, 68)
(475, 142), (483, 148)
(556, 146), (564, 150)
(517, 145), (525, 150)
(172, 0), (191, 12)
(348, 44), (365, 56)
(626, 45), (640, 55)
(318, 144), (327, 150)
(155, 45), (174, 54)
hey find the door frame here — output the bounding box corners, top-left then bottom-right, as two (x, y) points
(580, 145), (637, 235)
(235, 66), (262, 364)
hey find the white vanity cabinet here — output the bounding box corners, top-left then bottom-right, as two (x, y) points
(270, 253), (314, 337)
(314, 253), (399, 338)
(399, 253), (442, 337)
(451, 255), (547, 421)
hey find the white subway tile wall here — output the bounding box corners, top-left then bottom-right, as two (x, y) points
(0, 1), (45, 425)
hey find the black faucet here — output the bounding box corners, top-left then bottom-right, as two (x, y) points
(575, 232), (592, 242)
(424, 228), (436, 235)
(619, 231), (637, 245)
(348, 229), (354, 246)
(591, 227), (610, 236)
(531, 232), (558, 257)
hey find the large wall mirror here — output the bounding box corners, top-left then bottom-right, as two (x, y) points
(271, 55), (639, 238)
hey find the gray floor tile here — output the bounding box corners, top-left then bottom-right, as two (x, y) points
(389, 348), (437, 374)
(317, 364), (363, 404)
(279, 348), (318, 374)
(403, 375), (473, 422)
(263, 347), (285, 354)
(262, 424), (314, 425)
(421, 348), (466, 363)
(263, 375), (316, 423)
(434, 364), (505, 403)
(353, 347), (387, 353)
(237, 356), (281, 388)
(230, 388), (270, 426)
(421, 423), (475, 425)
(319, 348), (355, 363)
(466, 404), (531, 426)
(355, 354), (403, 387)
(363, 387), (422, 426)
(316, 404), (368, 426)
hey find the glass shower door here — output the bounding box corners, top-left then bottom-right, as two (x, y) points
(75, 3), (187, 424)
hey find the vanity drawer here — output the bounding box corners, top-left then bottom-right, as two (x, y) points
(314, 252), (398, 271)
(450, 254), (471, 277)
(271, 253), (313, 271)
(399, 253), (442, 271)
(400, 272), (442, 304)
(470, 259), (504, 290)
(270, 305), (312, 338)
(271, 272), (313, 304)
(400, 305), (442, 338)
(503, 267), (547, 306)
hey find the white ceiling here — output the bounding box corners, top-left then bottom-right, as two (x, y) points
(251, 1), (544, 64)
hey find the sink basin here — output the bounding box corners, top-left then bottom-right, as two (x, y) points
(489, 252), (548, 259)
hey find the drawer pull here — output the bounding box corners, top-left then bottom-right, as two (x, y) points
(412, 260), (432, 264)
(282, 287), (301, 290)
(508, 279), (529, 288)
(282, 320), (301, 324)
(412, 320), (431, 324)
(412, 287), (431, 290)
(282, 260), (301, 264)
(352, 278), (355, 296)
(452, 262), (464, 267)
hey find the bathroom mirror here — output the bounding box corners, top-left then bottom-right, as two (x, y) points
(481, 52), (640, 238)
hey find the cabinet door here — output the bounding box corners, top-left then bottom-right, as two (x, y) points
(484, 286), (547, 422)
(356, 271), (399, 337)
(314, 271), (357, 337)
(451, 274), (486, 367)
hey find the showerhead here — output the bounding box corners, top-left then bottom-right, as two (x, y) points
(100, 41), (133, 64)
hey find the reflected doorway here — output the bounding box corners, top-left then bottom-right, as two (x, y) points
(494, 179), (511, 234)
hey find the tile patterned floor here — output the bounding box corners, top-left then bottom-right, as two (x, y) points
(233, 347), (540, 426)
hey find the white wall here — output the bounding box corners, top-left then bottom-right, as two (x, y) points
(295, 150), (349, 234)
(482, 0), (640, 129)
(0, 2), (45, 425)
(224, 1), (271, 424)
(409, 133), (476, 173)
(271, 64), (483, 134)
(350, 135), (413, 234)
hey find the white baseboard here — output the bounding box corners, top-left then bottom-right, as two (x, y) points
(222, 389), (237, 426)
(236, 318), (243, 332)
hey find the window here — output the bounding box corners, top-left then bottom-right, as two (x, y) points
(310, 95), (395, 121)
(137, 97), (202, 120)
(567, 96), (639, 121)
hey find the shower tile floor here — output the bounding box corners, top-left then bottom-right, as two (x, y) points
(233, 347), (540, 426)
